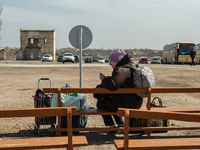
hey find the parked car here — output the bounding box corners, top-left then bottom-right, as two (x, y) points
(42, 54), (53, 62)
(57, 55), (63, 62)
(85, 57), (93, 63)
(97, 57), (105, 63)
(74, 55), (79, 62)
(92, 56), (98, 62)
(139, 57), (148, 64)
(105, 56), (109, 63)
(151, 57), (161, 64)
(62, 53), (75, 63)
(131, 55), (134, 63)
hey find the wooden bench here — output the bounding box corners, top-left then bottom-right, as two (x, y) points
(114, 108), (200, 150)
(43, 87), (200, 137)
(43, 87), (148, 135)
(0, 107), (88, 149)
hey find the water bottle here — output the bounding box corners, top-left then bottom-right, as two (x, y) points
(63, 83), (72, 88)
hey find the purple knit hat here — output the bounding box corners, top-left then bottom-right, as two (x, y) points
(109, 49), (126, 63)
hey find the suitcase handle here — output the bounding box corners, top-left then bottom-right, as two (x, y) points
(40, 78), (50, 80)
(38, 78), (51, 89)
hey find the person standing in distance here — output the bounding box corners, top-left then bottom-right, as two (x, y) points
(190, 47), (196, 66)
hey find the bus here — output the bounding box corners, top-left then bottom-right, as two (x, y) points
(163, 42), (196, 64)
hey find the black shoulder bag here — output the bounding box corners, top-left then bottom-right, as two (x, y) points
(129, 97), (170, 134)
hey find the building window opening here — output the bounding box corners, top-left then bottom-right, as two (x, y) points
(44, 38), (47, 43)
(30, 38), (34, 44)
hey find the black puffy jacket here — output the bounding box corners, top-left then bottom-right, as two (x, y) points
(100, 54), (143, 112)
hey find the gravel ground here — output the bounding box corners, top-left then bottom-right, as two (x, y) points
(0, 60), (200, 150)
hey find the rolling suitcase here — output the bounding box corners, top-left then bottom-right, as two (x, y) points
(34, 78), (56, 135)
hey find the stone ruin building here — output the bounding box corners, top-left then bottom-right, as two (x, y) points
(16, 29), (56, 60)
(0, 47), (19, 60)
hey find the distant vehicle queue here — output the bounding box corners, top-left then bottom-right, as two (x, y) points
(39, 42), (200, 65)
(53, 42), (200, 65)
(56, 55), (110, 63)
(55, 55), (158, 64)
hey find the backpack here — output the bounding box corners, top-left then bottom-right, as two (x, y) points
(125, 64), (155, 98)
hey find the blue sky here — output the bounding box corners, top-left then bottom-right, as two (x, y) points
(1, 0), (200, 50)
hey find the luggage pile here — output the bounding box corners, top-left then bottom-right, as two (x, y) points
(33, 79), (88, 135)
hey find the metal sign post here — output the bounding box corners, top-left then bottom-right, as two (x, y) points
(69, 25), (93, 87)
(79, 27), (83, 87)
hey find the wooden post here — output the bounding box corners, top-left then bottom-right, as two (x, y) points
(124, 109), (129, 150)
(147, 88), (151, 138)
(67, 107), (73, 150)
(57, 88), (61, 136)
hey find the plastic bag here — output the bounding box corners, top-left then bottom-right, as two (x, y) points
(51, 93), (87, 111)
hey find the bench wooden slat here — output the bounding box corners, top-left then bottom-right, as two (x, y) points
(0, 107), (78, 118)
(77, 109), (117, 115)
(151, 87), (200, 93)
(118, 108), (200, 123)
(77, 106), (200, 115)
(49, 126), (200, 132)
(0, 136), (87, 149)
(77, 106), (200, 116)
(43, 87), (200, 94)
(49, 127), (124, 132)
(142, 106), (200, 113)
(43, 87), (148, 94)
(73, 126), (200, 132)
(114, 138), (200, 150)
(61, 87), (148, 94)
(42, 87), (60, 93)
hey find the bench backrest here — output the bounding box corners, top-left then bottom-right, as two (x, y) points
(117, 108), (200, 150)
(43, 87), (200, 109)
(0, 107), (77, 150)
(43, 87), (150, 108)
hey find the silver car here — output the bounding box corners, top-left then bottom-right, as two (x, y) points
(97, 57), (105, 63)
(42, 54), (53, 62)
(151, 57), (161, 64)
(63, 53), (75, 63)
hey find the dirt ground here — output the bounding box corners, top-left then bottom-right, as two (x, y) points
(0, 60), (200, 150)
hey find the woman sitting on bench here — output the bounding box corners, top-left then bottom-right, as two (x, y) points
(94, 49), (143, 135)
